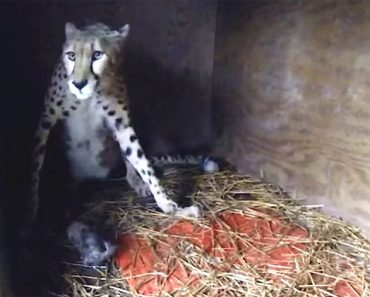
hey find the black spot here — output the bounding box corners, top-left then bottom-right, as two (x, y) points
(62, 111), (70, 117)
(57, 100), (63, 106)
(41, 121), (51, 129)
(108, 110), (116, 116)
(63, 74), (67, 79)
(137, 149), (143, 158)
(52, 82), (57, 86)
(58, 86), (62, 91)
(97, 100), (102, 104)
(149, 179), (152, 185)
(156, 191), (161, 195)
(52, 90), (56, 95)
(38, 145), (45, 155)
(141, 169), (145, 175)
(115, 118), (123, 128)
(148, 170), (152, 176)
(123, 105), (128, 111)
(75, 100), (81, 104)
(71, 106), (77, 110)
(58, 73), (62, 79)
(49, 97), (54, 102)
(118, 100), (124, 105)
(130, 135), (137, 142)
(49, 108), (55, 115)
(125, 147), (132, 156)
(103, 105), (109, 110)
(32, 160), (40, 171)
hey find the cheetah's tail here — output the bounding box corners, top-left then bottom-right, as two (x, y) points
(149, 155), (219, 173)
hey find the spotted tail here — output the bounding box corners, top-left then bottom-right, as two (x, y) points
(149, 155), (219, 173)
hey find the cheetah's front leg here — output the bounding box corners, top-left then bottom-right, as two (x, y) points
(29, 113), (59, 223)
(113, 126), (200, 217)
(125, 159), (151, 197)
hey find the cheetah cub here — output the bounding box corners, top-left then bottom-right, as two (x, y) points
(29, 22), (203, 223)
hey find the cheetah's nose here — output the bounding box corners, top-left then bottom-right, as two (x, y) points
(72, 80), (88, 90)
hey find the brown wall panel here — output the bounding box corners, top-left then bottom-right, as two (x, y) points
(213, 0), (370, 236)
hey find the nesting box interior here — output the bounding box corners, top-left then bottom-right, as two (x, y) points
(1, 1), (370, 296)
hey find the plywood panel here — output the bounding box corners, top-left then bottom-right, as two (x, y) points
(213, 0), (370, 237)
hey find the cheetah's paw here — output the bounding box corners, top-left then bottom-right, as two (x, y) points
(157, 200), (178, 214)
(175, 205), (202, 218)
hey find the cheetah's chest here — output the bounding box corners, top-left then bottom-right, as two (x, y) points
(63, 100), (122, 180)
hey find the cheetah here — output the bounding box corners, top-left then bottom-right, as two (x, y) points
(29, 22), (218, 224)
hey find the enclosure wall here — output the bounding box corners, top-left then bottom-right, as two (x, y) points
(213, 0), (370, 236)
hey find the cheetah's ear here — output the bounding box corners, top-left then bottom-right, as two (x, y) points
(65, 22), (79, 39)
(117, 24), (130, 40)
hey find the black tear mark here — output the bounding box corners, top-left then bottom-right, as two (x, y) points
(130, 135), (137, 142)
(125, 147), (132, 156)
(137, 149), (143, 158)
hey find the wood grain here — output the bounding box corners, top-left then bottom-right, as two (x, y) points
(213, 0), (370, 237)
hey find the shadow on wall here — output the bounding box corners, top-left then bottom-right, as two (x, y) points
(126, 49), (212, 156)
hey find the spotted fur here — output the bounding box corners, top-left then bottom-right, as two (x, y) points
(29, 22), (202, 223)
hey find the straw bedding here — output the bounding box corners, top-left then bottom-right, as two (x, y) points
(51, 165), (370, 297)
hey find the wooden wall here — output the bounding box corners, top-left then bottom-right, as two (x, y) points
(213, 0), (370, 237)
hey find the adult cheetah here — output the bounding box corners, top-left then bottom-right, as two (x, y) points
(29, 22), (218, 224)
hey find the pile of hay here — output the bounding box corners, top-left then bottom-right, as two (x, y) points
(54, 166), (370, 297)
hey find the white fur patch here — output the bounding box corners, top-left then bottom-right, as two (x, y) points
(175, 205), (201, 218)
(63, 55), (74, 75)
(202, 158), (219, 173)
(92, 54), (107, 76)
(65, 100), (111, 180)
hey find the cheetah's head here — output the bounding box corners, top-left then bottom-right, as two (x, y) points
(62, 22), (129, 100)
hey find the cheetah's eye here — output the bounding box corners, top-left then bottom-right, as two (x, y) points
(65, 51), (76, 62)
(92, 51), (104, 61)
